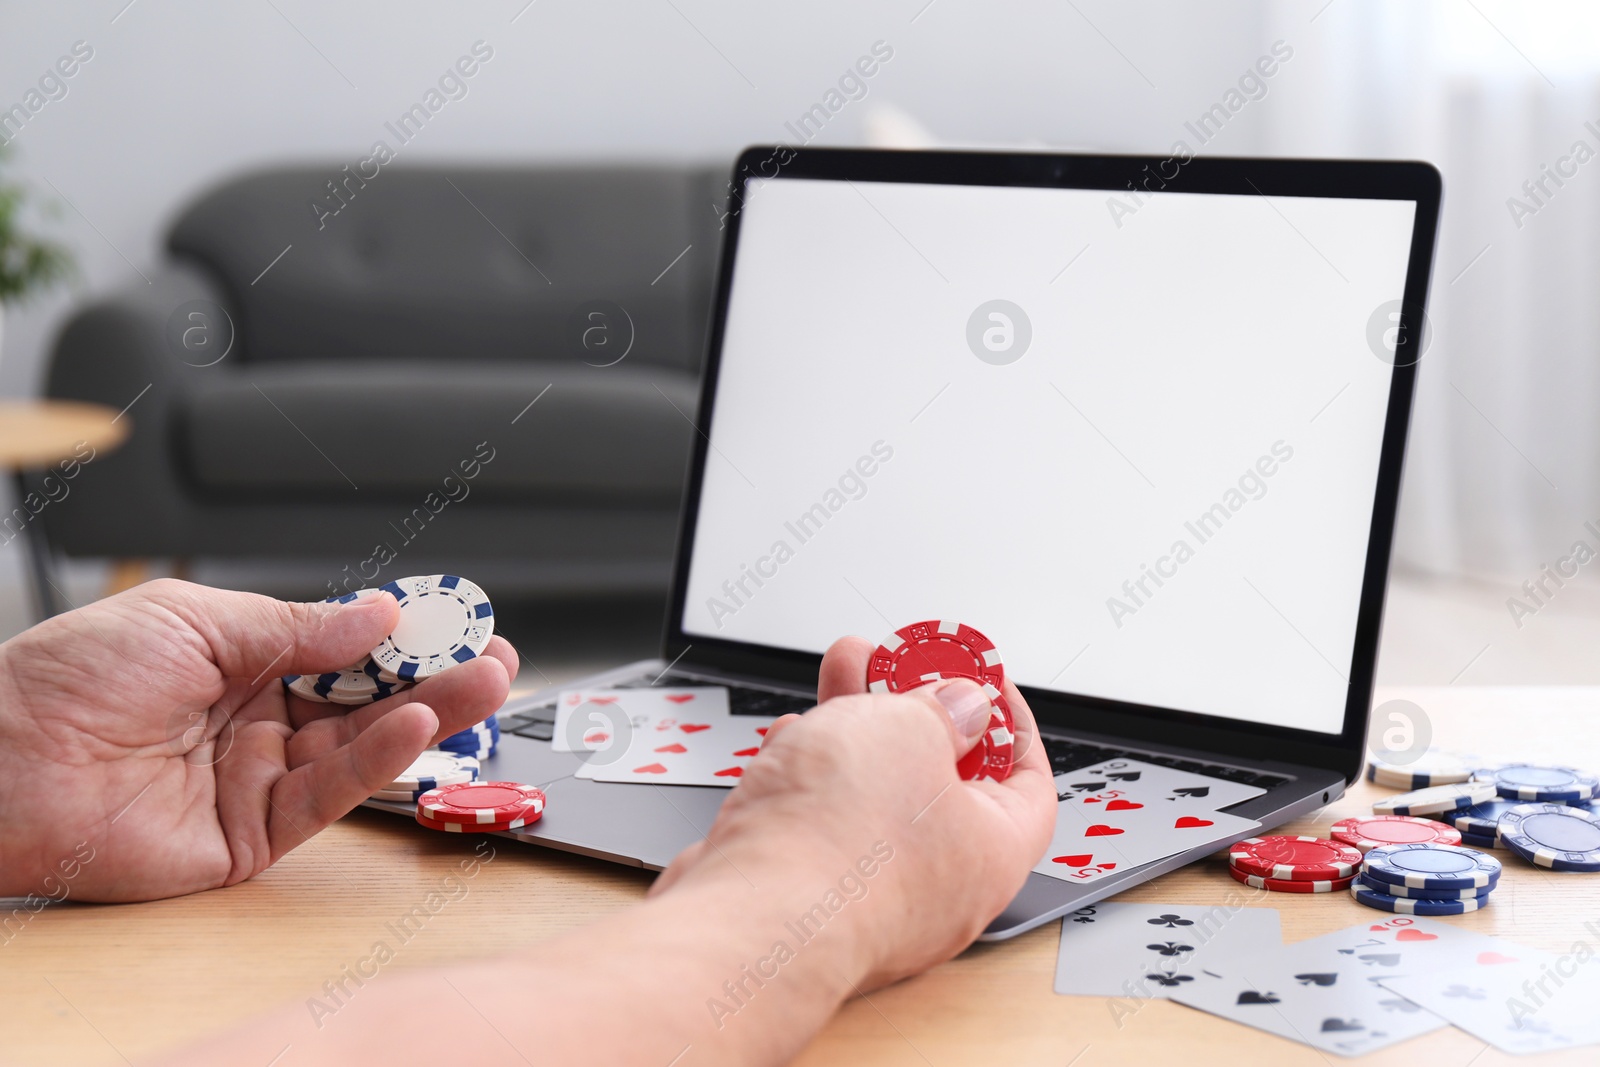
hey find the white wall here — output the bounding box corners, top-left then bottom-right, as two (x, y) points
(0, 0), (1281, 393)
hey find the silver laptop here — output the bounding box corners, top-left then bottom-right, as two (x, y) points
(369, 147), (1441, 940)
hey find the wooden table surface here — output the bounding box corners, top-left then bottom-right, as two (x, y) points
(7, 685), (1599, 1066)
(0, 399), (127, 469)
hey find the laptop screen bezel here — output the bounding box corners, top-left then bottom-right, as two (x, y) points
(661, 146), (1441, 784)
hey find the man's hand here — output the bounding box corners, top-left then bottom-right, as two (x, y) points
(0, 579), (517, 902)
(651, 635), (1057, 990)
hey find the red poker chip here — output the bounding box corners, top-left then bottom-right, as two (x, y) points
(867, 620), (1005, 695)
(415, 807), (541, 834)
(1330, 815), (1461, 853)
(1228, 835), (1362, 881)
(1227, 864), (1354, 893)
(416, 781), (546, 825)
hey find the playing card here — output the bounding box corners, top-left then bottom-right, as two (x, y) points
(552, 687), (730, 752)
(1033, 799), (1261, 885)
(1169, 917), (1538, 1057)
(1054, 902), (1282, 1000)
(1055, 757), (1267, 812)
(1382, 955), (1600, 1056)
(574, 711), (775, 787)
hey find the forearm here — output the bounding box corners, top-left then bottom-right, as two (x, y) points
(166, 852), (876, 1066)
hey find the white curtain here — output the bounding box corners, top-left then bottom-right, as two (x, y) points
(1258, 0), (1600, 583)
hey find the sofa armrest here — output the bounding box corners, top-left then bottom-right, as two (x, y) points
(35, 266), (231, 556)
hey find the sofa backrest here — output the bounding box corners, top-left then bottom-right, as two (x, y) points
(168, 165), (727, 371)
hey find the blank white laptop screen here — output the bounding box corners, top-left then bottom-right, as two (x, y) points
(680, 176), (1417, 735)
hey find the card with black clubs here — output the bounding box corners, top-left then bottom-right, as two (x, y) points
(1054, 902), (1282, 1003)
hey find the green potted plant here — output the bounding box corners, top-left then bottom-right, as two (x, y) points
(0, 150), (74, 352)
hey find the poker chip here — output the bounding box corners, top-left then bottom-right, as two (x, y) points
(1227, 865), (1353, 893)
(1365, 751), (1478, 790)
(1350, 882), (1488, 915)
(1330, 815), (1461, 853)
(866, 620), (1005, 695)
(1443, 797), (1525, 839)
(1372, 780), (1497, 816)
(417, 781), (546, 825)
(1228, 836), (1361, 881)
(1473, 765), (1600, 803)
(1497, 802), (1600, 871)
(415, 808), (540, 833)
(437, 717), (501, 760)
(1353, 872), (1491, 901)
(371, 575), (494, 682)
(1457, 831), (1501, 850)
(1361, 842), (1502, 890)
(383, 751), (481, 794)
(950, 678), (1014, 783)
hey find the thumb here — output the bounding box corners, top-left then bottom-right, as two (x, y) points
(910, 676), (995, 757)
(151, 580), (399, 679)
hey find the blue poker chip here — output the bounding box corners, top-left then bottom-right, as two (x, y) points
(1447, 797), (1528, 838)
(1372, 780), (1497, 816)
(1350, 882), (1488, 915)
(1497, 802), (1600, 871)
(1361, 842), (1502, 890)
(1354, 872), (1491, 901)
(1457, 831), (1501, 850)
(1474, 764), (1600, 803)
(1366, 752), (1478, 790)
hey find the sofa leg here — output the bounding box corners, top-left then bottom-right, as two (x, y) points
(106, 559), (150, 596)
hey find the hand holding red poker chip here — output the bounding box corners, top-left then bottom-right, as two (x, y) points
(866, 621), (1014, 783)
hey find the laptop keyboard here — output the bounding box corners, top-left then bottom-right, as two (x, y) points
(502, 673), (1290, 792)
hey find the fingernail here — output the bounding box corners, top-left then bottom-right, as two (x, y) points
(933, 678), (992, 739)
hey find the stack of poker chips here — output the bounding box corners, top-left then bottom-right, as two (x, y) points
(282, 576), (495, 706)
(437, 715), (500, 760)
(371, 751), (481, 802)
(415, 781), (546, 833)
(1368, 756), (1600, 876)
(1352, 842), (1501, 914)
(1226, 835), (1363, 893)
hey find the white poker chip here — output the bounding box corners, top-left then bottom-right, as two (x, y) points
(369, 575), (494, 682)
(284, 674), (330, 703)
(384, 751), (481, 792)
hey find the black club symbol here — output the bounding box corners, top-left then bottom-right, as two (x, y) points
(1146, 941), (1196, 959)
(1145, 973), (1194, 987)
(1147, 914), (1195, 929)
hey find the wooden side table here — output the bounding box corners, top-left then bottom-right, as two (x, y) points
(0, 400), (128, 618)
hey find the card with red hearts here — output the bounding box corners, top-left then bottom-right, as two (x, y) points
(567, 688), (774, 788)
(1169, 918), (1550, 1056)
(552, 688), (730, 753)
(1032, 799), (1262, 886)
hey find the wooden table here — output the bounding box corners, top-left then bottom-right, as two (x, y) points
(0, 399), (128, 618)
(7, 686), (1599, 1066)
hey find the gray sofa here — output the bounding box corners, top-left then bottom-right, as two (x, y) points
(38, 164), (726, 593)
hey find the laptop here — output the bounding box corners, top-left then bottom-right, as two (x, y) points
(370, 147), (1442, 940)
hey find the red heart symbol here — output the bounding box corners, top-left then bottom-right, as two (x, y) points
(1099, 863), (1117, 871)
(755, 727), (768, 736)
(1084, 797), (1101, 803)
(1396, 929), (1438, 942)
(713, 766), (743, 777)
(1371, 925), (1388, 932)
(589, 696), (618, 704)
(1175, 816), (1214, 828)
(565, 694), (581, 705)
(1053, 854), (1094, 866)
(1478, 952), (1518, 965)
(665, 694), (694, 704)
(1106, 800), (1143, 811)
(1085, 824), (1123, 837)
(581, 730), (610, 744)
(680, 724), (711, 733)
(733, 746), (759, 757)
(633, 763), (668, 774)
(655, 743), (687, 753)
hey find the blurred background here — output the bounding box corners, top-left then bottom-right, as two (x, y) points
(2, 0), (1599, 688)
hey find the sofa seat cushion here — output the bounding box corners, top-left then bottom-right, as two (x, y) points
(179, 363), (698, 503)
